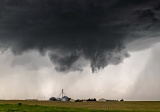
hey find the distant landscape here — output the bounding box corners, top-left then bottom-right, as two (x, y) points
(1, 1), (160, 112)
(0, 100), (160, 112)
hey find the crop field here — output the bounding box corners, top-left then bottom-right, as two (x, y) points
(0, 100), (160, 112)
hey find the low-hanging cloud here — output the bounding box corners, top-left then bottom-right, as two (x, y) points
(0, 0), (160, 72)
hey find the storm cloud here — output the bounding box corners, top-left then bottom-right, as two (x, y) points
(0, 0), (160, 72)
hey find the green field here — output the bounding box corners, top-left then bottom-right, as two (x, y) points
(0, 100), (160, 112)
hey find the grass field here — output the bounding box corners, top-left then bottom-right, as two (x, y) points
(0, 100), (160, 112)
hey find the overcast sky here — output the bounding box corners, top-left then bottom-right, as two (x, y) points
(0, 0), (160, 100)
(0, 42), (160, 101)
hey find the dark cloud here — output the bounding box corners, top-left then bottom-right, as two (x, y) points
(0, 0), (160, 72)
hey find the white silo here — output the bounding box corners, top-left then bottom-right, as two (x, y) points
(61, 96), (69, 101)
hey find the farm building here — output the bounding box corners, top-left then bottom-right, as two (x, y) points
(49, 89), (71, 102)
(99, 98), (106, 102)
(70, 99), (75, 102)
(61, 96), (69, 101)
(49, 97), (57, 101)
